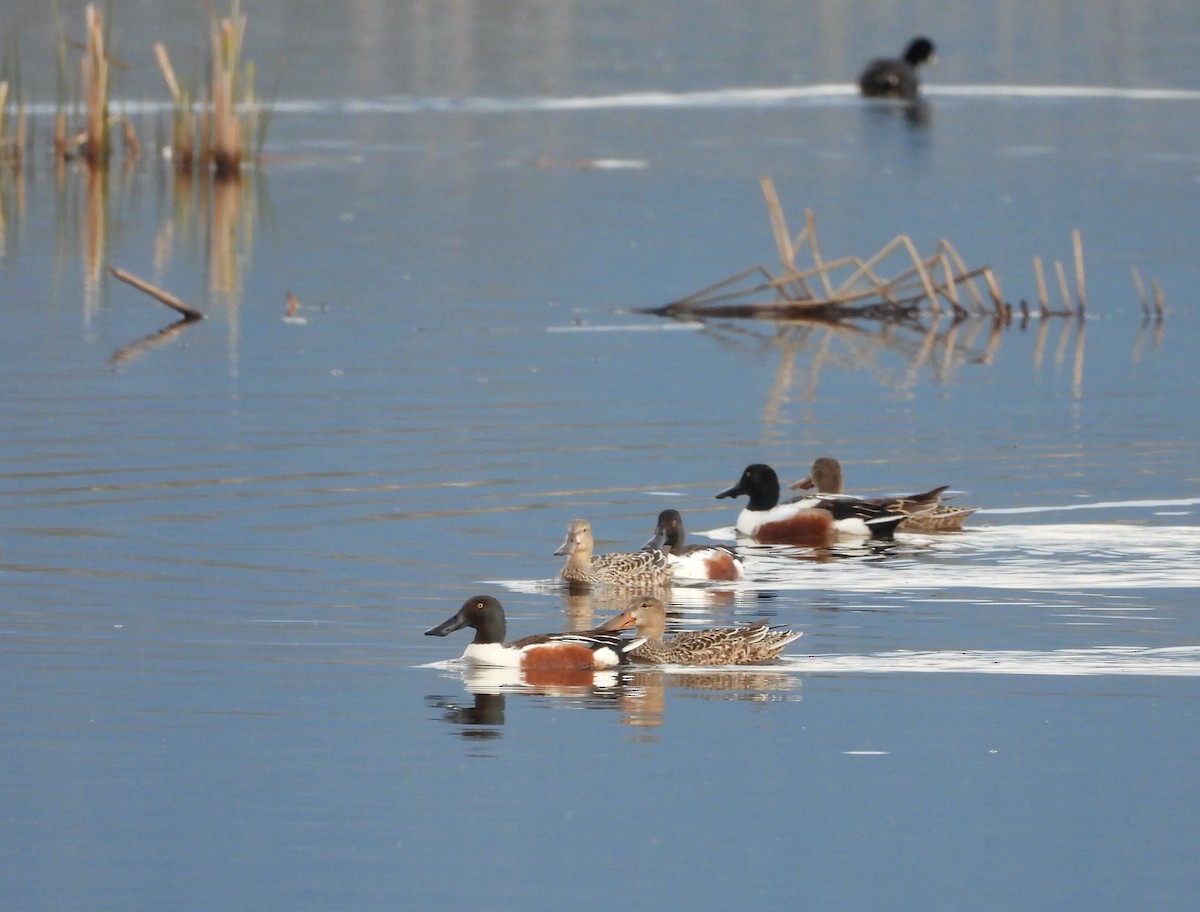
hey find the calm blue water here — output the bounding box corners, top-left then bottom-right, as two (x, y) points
(2, 1), (1199, 910)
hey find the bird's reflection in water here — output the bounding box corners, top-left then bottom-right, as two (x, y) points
(617, 668), (802, 739)
(426, 691), (506, 739)
(427, 660), (802, 743)
(427, 663), (625, 740)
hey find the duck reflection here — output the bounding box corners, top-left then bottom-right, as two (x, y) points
(426, 662), (626, 740)
(618, 667), (802, 731)
(427, 656), (803, 741)
(560, 584), (745, 631)
(426, 691), (505, 736)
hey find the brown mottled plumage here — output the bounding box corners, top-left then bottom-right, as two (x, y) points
(556, 519), (673, 588)
(603, 596), (802, 666)
(791, 457), (977, 533)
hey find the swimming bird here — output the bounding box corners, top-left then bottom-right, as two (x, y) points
(858, 36), (936, 100)
(790, 456), (976, 533)
(715, 463), (921, 544)
(556, 519), (674, 588)
(425, 594), (642, 669)
(602, 596), (801, 665)
(642, 509), (744, 582)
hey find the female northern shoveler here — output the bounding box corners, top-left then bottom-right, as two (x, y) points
(602, 596), (801, 666)
(858, 36), (936, 100)
(425, 595), (641, 670)
(556, 519), (673, 588)
(642, 509), (744, 582)
(715, 463), (918, 545)
(790, 456), (977, 533)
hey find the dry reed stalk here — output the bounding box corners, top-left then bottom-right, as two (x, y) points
(0, 81), (8, 163)
(771, 255), (868, 303)
(937, 239), (987, 311)
(154, 43), (180, 103)
(154, 42), (194, 171)
(880, 248), (959, 307)
(761, 177), (795, 270)
(893, 235), (939, 307)
(939, 254), (964, 317)
(109, 267), (205, 320)
(1033, 256), (1049, 315)
(670, 264), (780, 307)
(81, 4), (109, 168)
(209, 4), (247, 179)
(1130, 266), (1149, 314)
(830, 234), (909, 298)
(1072, 229), (1085, 313)
(1054, 261), (1071, 313)
(982, 269), (1004, 312)
(804, 209), (837, 301)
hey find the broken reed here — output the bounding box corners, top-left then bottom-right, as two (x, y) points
(49, 3), (130, 168)
(658, 180), (1108, 327)
(156, 0), (265, 180)
(80, 4), (108, 167)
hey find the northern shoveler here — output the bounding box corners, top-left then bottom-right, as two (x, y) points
(790, 456), (977, 533)
(425, 594), (642, 670)
(715, 463), (917, 545)
(858, 36), (936, 100)
(556, 519), (673, 588)
(601, 596), (801, 665)
(642, 509), (744, 582)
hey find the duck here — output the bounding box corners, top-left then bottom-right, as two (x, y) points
(600, 596), (801, 666)
(790, 456), (977, 533)
(556, 518), (673, 588)
(425, 595), (643, 670)
(715, 463), (923, 545)
(858, 36), (936, 100)
(642, 509), (744, 582)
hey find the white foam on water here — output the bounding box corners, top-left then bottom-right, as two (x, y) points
(30, 83), (1200, 120)
(784, 645), (1200, 677)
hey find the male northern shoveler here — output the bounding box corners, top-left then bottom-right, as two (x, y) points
(716, 463), (917, 545)
(556, 519), (673, 588)
(858, 36), (936, 100)
(425, 595), (642, 670)
(790, 456), (977, 533)
(601, 596), (801, 666)
(642, 509), (744, 582)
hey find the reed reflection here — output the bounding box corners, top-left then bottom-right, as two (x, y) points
(0, 157), (24, 258)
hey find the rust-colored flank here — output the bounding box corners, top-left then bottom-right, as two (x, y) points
(753, 510), (834, 546)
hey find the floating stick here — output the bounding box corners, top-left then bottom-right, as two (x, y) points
(109, 267), (204, 320)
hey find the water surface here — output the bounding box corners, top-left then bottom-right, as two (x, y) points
(2, 1), (1199, 910)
